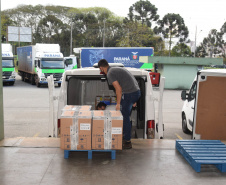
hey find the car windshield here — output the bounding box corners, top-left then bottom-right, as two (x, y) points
(41, 58), (64, 69)
(2, 59), (14, 68)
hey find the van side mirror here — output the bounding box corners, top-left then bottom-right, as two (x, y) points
(181, 90), (188, 101)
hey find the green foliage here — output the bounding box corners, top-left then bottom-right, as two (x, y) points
(195, 43), (208, 57)
(200, 29), (224, 58)
(116, 22), (154, 47)
(126, 0), (159, 27)
(154, 13), (189, 56)
(1, 14), (13, 39)
(171, 43), (191, 57)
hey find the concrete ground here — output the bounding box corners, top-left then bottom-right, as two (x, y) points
(0, 138), (226, 185)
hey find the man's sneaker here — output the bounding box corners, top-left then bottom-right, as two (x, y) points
(123, 140), (132, 149)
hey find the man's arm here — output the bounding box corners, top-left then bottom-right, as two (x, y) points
(112, 81), (122, 111)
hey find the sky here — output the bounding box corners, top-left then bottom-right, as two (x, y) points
(1, 0), (226, 47)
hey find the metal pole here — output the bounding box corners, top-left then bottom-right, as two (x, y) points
(0, 0), (5, 140)
(103, 19), (105, 47)
(70, 18), (73, 55)
(194, 26), (197, 57)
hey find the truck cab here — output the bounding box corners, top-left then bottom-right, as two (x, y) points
(2, 43), (16, 85)
(57, 64), (156, 139)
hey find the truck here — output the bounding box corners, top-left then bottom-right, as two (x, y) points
(181, 69), (226, 140)
(64, 55), (78, 71)
(17, 43), (65, 87)
(51, 63), (164, 139)
(1, 43), (16, 85)
(74, 47), (154, 69)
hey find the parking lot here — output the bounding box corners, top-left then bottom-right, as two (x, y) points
(2, 75), (191, 140)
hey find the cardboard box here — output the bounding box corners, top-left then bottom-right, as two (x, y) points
(60, 110), (92, 150)
(95, 96), (104, 109)
(77, 111), (92, 150)
(92, 111), (105, 150)
(92, 110), (123, 150)
(103, 96), (111, 105)
(109, 111), (123, 150)
(95, 96), (111, 109)
(60, 110), (78, 150)
(59, 105), (91, 136)
(110, 96), (117, 105)
(62, 105), (91, 111)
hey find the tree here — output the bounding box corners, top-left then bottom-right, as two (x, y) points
(36, 15), (65, 43)
(1, 14), (14, 41)
(195, 43), (208, 57)
(126, 0), (159, 27)
(116, 22), (154, 47)
(154, 13), (189, 56)
(219, 22), (226, 58)
(201, 29), (222, 58)
(171, 43), (191, 57)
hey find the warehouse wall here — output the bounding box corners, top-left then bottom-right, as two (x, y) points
(158, 64), (199, 89)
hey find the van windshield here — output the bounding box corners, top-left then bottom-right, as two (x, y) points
(41, 58), (64, 69)
(2, 59), (14, 68)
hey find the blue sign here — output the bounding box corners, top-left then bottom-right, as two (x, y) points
(81, 48), (154, 68)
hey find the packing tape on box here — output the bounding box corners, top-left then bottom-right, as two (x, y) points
(104, 111), (112, 150)
(70, 118), (78, 150)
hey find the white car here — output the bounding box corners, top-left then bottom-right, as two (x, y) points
(181, 79), (197, 134)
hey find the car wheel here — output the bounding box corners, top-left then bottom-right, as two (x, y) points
(182, 114), (191, 134)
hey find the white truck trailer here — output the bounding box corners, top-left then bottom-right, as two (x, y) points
(2, 43), (16, 85)
(17, 43), (65, 87)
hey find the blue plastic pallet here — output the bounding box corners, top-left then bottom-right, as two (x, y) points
(64, 149), (116, 160)
(176, 140), (226, 172)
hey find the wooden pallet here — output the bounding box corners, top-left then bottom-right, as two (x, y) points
(64, 149), (116, 160)
(176, 140), (226, 172)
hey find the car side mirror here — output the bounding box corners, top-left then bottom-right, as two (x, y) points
(181, 90), (188, 101)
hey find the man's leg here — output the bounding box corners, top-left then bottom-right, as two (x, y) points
(121, 90), (141, 142)
(121, 94), (133, 142)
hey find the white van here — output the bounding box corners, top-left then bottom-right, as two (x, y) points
(181, 69), (226, 140)
(57, 64), (159, 139)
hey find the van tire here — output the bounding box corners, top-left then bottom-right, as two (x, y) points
(182, 114), (190, 134)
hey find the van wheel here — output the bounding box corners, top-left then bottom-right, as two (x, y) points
(182, 114), (190, 134)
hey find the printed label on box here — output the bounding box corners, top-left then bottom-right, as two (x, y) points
(112, 127), (122, 134)
(80, 123), (91, 130)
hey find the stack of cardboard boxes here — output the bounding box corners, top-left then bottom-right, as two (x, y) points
(95, 96), (117, 108)
(60, 105), (123, 151)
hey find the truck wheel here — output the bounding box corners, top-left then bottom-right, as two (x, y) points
(35, 76), (41, 87)
(182, 114), (191, 134)
(22, 74), (25, 82)
(30, 75), (35, 85)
